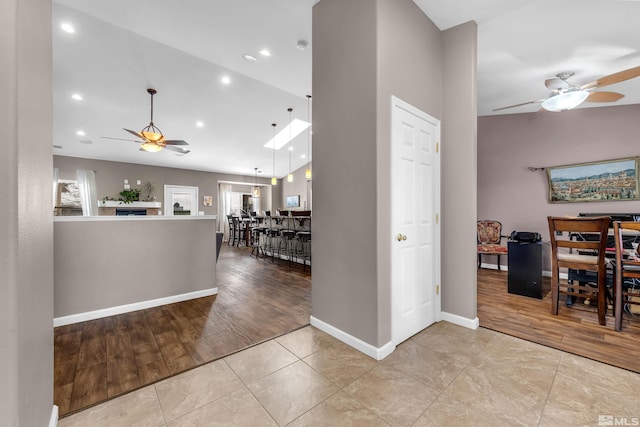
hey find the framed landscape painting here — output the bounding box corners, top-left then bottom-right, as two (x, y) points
(547, 157), (638, 203)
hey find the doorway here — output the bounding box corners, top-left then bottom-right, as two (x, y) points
(164, 185), (198, 216)
(391, 96), (441, 345)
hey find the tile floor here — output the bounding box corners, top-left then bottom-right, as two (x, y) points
(58, 321), (640, 427)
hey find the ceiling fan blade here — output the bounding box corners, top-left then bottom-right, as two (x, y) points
(163, 139), (189, 146)
(581, 66), (640, 90)
(101, 136), (142, 143)
(164, 145), (190, 154)
(545, 78), (569, 90)
(123, 128), (145, 139)
(586, 91), (625, 103)
(493, 99), (543, 112)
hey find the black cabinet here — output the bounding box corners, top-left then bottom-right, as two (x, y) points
(508, 241), (542, 299)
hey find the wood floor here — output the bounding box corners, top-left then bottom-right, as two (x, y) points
(478, 268), (640, 373)
(54, 245), (311, 417)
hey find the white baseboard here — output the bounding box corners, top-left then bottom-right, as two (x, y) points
(479, 262), (508, 271)
(53, 287), (218, 327)
(310, 316), (395, 361)
(480, 263), (563, 279)
(49, 405), (58, 427)
(440, 312), (479, 329)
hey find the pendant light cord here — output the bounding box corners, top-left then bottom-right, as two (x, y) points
(288, 108), (293, 177)
(306, 95), (311, 174)
(272, 123), (277, 184)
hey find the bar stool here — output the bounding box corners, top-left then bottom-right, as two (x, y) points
(279, 229), (297, 266)
(296, 231), (312, 273)
(264, 227), (281, 263)
(250, 226), (266, 259)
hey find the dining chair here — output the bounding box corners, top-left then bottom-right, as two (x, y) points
(226, 215), (236, 246)
(548, 216), (610, 325)
(613, 221), (640, 331)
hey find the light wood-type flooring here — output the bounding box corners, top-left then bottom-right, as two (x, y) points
(478, 268), (640, 373)
(54, 244), (311, 417)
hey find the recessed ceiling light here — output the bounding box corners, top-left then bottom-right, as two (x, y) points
(242, 54), (257, 62)
(259, 49), (271, 57)
(76, 130), (85, 136)
(301, 154), (306, 159)
(196, 121), (204, 128)
(221, 76), (231, 85)
(289, 146), (294, 151)
(60, 23), (75, 34)
(71, 93), (82, 101)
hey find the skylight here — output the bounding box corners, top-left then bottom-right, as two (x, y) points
(264, 119), (310, 150)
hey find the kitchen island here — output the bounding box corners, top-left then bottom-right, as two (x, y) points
(54, 215), (218, 326)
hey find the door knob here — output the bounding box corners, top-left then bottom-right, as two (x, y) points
(396, 233), (407, 241)
(402, 234), (407, 241)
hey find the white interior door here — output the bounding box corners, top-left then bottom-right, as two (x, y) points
(391, 96), (440, 345)
(164, 185), (198, 216)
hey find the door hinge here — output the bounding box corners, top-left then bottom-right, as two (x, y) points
(436, 213), (439, 224)
(435, 142), (439, 153)
(436, 285), (440, 295)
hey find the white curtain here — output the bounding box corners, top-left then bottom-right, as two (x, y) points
(218, 183), (233, 241)
(53, 167), (59, 212)
(76, 169), (98, 216)
(253, 187), (261, 214)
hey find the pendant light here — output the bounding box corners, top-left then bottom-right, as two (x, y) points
(271, 123), (277, 186)
(305, 95), (312, 180)
(287, 107), (293, 183)
(252, 168), (260, 198)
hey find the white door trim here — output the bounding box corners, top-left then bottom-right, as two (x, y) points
(164, 184), (199, 216)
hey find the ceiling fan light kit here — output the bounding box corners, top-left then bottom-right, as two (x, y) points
(141, 142), (163, 153)
(541, 88), (590, 112)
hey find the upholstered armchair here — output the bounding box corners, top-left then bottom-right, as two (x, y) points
(477, 220), (508, 270)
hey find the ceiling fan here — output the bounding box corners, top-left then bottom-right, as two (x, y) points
(103, 88), (190, 154)
(494, 65), (640, 113)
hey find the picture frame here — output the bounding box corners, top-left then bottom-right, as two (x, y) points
(547, 157), (638, 203)
(203, 195), (213, 207)
(286, 195), (300, 208)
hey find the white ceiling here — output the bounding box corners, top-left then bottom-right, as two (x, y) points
(52, 0), (640, 177)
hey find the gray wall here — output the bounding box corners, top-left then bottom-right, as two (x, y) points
(313, 0), (379, 345)
(281, 162), (312, 211)
(375, 0), (445, 345)
(54, 155), (273, 216)
(0, 0), (54, 424)
(478, 104), (640, 269)
(54, 218), (217, 318)
(313, 0), (475, 348)
(441, 22), (478, 320)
